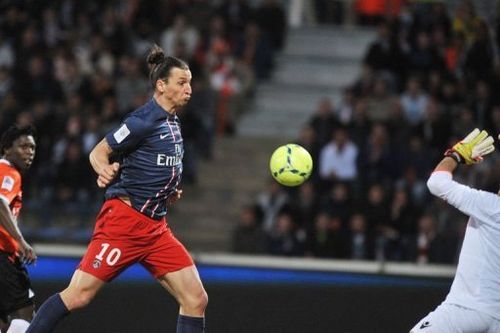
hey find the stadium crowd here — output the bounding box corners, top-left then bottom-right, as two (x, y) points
(234, 0), (500, 264)
(2, 0), (497, 265)
(0, 0), (285, 241)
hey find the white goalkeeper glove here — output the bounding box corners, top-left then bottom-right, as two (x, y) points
(444, 128), (495, 164)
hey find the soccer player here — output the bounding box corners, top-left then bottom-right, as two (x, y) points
(410, 128), (500, 332)
(27, 44), (208, 333)
(0, 125), (37, 333)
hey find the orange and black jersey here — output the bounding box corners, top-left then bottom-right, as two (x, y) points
(0, 159), (23, 255)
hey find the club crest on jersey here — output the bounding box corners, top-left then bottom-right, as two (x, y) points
(93, 259), (102, 269)
(1, 176), (14, 191)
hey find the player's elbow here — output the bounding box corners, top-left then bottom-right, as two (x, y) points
(427, 173), (448, 197)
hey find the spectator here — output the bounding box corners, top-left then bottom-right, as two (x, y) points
(115, 56), (149, 113)
(308, 97), (338, 147)
(234, 21), (274, 80)
(232, 205), (266, 254)
(364, 21), (404, 76)
(255, 0), (287, 51)
(305, 212), (344, 258)
(464, 19), (496, 82)
(160, 14), (199, 57)
(267, 211), (305, 256)
(335, 87), (356, 125)
(409, 214), (457, 264)
(357, 123), (395, 185)
(345, 213), (375, 260)
(365, 77), (394, 123)
(400, 76), (429, 126)
(256, 180), (290, 233)
(318, 126), (359, 187)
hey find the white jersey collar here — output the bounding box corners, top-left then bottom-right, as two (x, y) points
(0, 158), (11, 166)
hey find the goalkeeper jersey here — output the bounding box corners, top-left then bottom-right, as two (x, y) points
(427, 171), (500, 320)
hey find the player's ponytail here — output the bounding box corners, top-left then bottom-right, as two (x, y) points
(147, 44), (165, 69)
(147, 44), (189, 89)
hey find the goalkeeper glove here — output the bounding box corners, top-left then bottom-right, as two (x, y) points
(444, 128), (495, 164)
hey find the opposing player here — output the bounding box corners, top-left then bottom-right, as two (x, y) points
(0, 125), (37, 333)
(27, 44), (208, 333)
(410, 128), (500, 332)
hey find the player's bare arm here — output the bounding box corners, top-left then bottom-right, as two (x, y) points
(433, 156), (459, 174)
(0, 198), (36, 264)
(89, 138), (120, 188)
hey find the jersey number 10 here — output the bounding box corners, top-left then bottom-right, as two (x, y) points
(95, 243), (122, 266)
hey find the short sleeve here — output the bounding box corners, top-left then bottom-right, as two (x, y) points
(105, 116), (151, 152)
(0, 168), (21, 204)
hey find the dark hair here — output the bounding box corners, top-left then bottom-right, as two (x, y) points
(0, 124), (37, 155)
(147, 44), (189, 89)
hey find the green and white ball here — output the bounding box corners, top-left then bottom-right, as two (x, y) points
(269, 144), (313, 187)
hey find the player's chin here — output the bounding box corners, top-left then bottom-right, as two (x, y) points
(22, 160), (33, 170)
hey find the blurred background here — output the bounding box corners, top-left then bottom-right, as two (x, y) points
(1, 0), (499, 331)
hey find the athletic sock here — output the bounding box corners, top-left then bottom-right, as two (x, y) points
(176, 314), (205, 333)
(6, 319), (30, 333)
(25, 294), (69, 333)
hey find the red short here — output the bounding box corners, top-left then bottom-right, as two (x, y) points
(78, 199), (193, 282)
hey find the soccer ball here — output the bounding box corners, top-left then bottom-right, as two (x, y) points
(269, 144), (313, 186)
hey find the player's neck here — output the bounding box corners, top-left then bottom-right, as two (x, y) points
(153, 95), (176, 115)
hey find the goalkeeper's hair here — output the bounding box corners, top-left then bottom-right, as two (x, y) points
(146, 44), (189, 89)
(0, 124), (37, 155)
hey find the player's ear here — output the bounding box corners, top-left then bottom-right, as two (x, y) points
(156, 79), (165, 93)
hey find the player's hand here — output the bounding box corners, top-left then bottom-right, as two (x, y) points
(17, 238), (37, 265)
(167, 189), (183, 204)
(445, 128), (495, 164)
(97, 162), (120, 188)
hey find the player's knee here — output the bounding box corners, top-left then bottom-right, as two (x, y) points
(61, 288), (96, 310)
(198, 289), (208, 311)
(184, 289), (208, 314)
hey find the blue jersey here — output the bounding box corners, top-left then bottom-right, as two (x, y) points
(105, 98), (183, 220)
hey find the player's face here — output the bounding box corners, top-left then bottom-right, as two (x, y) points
(162, 67), (192, 108)
(5, 135), (36, 171)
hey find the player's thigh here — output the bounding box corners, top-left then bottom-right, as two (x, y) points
(0, 253), (34, 319)
(60, 269), (106, 310)
(79, 203), (148, 282)
(157, 265), (206, 304)
(410, 304), (490, 333)
(141, 228), (194, 279)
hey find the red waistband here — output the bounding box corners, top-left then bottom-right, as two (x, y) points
(104, 198), (167, 224)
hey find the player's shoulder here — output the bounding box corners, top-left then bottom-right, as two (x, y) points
(130, 99), (166, 123)
(0, 160), (21, 190)
(124, 103), (164, 133)
(0, 160), (20, 179)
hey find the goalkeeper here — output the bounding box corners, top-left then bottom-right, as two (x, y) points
(410, 128), (500, 332)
